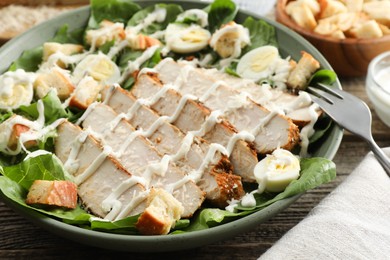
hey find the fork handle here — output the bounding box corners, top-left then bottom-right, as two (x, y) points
(367, 139), (390, 176)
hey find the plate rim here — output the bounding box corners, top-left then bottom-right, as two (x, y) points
(0, 0), (343, 252)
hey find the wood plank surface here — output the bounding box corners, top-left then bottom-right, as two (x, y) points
(1, 6), (390, 260)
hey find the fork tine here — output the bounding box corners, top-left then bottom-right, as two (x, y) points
(307, 92), (333, 110)
(307, 87), (337, 104)
(316, 83), (344, 99)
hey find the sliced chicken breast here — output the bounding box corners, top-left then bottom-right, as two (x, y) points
(79, 103), (205, 217)
(131, 73), (259, 183)
(101, 86), (245, 206)
(55, 121), (147, 220)
(154, 59), (300, 154)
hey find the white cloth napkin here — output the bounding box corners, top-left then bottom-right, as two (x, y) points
(260, 148), (390, 260)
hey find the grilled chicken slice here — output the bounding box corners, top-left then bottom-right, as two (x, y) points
(154, 59), (300, 154)
(101, 86), (245, 206)
(79, 103), (205, 217)
(200, 67), (320, 126)
(131, 73), (258, 183)
(55, 121), (147, 220)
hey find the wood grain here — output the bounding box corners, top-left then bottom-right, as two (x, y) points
(1, 6), (389, 260)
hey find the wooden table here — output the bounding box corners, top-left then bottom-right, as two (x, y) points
(1, 76), (388, 260)
(1, 4), (390, 258)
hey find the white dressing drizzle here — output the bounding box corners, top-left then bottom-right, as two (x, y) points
(119, 45), (160, 83)
(74, 145), (112, 185)
(299, 103), (320, 157)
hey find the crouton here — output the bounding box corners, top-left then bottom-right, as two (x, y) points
(363, 1), (390, 27)
(343, 0), (363, 13)
(127, 33), (161, 50)
(34, 68), (75, 100)
(136, 188), (184, 235)
(350, 20), (383, 39)
(42, 42), (84, 68)
(0, 115), (37, 153)
(26, 180), (78, 209)
(286, 1), (318, 30)
(287, 51), (320, 90)
(318, 0), (348, 19)
(85, 20), (126, 48)
(314, 12), (357, 35)
(69, 76), (102, 110)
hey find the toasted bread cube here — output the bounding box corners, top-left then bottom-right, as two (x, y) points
(287, 51), (320, 90)
(314, 17), (340, 35)
(350, 19), (383, 39)
(299, 0), (321, 15)
(34, 68), (75, 100)
(85, 20), (125, 48)
(0, 115), (37, 153)
(69, 76), (102, 110)
(127, 33), (161, 50)
(9, 123), (37, 150)
(43, 42), (84, 68)
(331, 29), (346, 39)
(318, 0), (348, 19)
(136, 188), (184, 235)
(26, 180), (78, 209)
(286, 1), (318, 30)
(379, 23), (390, 36)
(363, 1), (390, 27)
(343, 0), (363, 12)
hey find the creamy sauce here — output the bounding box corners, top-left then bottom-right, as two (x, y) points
(0, 7), (321, 222)
(176, 9), (208, 27)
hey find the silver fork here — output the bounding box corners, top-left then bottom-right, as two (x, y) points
(308, 83), (390, 175)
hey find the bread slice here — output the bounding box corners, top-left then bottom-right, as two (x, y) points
(26, 180), (78, 209)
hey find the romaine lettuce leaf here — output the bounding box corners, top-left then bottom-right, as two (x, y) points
(9, 24), (85, 72)
(88, 0), (141, 29)
(18, 90), (69, 125)
(207, 0), (238, 32)
(184, 157), (336, 231)
(127, 4), (183, 35)
(242, 16), (278, 54)
(0, 153), (70, 190)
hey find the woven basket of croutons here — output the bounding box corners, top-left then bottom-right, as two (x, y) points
(276, 0), (390, 77)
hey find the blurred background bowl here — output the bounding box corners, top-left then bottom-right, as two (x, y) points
(275, 0), (390, 78)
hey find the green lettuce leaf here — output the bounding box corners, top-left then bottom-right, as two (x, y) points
(0, 153), (70, 190)
(127, 4), (183, 35)
(0, 154), (91, 223)
(18, 90), (69, 125)
(242, 17), (278, 54)
(0, 176), (90, 223)
(9, 46), (43, 72)
(185, 157), (336, 231)
(207, 0), (238, 32)
(9, 24), (85, 72)
(50, 24), (85, 45)
(88, 0), (141, 29)
(309, 69), (337, 87)
(119, 47), (162, 90)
